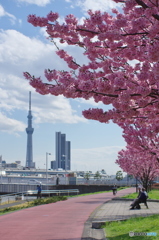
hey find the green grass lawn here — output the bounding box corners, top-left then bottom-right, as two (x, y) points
(121, 190), (159, 200)
(103, 214), (159, 239)
(0, 196), (67, 215)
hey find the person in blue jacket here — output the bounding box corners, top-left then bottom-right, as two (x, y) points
(37, 185), (42, 199)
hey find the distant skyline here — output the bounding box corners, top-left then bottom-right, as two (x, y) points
(0, 0), (125, 175)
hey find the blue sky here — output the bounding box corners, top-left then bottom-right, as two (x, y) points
(0, 0), (125, 174)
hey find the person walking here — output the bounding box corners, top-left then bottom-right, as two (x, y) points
(112, 184), (117, 195)
(37, 185), (42, 199)
(56, 175), (59, 186)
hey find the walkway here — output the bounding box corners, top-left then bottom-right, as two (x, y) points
(0, 187), (153, 240)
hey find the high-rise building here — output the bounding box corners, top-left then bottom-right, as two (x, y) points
(55, 132), (71, 170)
(25, 92), (35, 168)
(50, 160), (56, 169)
(65, 141), (71, 170)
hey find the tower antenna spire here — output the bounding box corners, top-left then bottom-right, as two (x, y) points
(29, 91), (31, 111)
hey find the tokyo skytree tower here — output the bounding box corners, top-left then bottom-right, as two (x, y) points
(25, 91), (35, 168)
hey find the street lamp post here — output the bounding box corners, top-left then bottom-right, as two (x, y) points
(46, 152), (51, 190)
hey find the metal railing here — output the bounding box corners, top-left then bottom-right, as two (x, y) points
(0, 189), (79, 205)
(0, 192), (25, 205)
(27, 189), (79, 195)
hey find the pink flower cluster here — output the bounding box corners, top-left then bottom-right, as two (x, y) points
(27, 15), (48, 27)
(47, 11), (59, 22)
(56, 50), (79, 70)
(115, 121), (159, 188)
(116, 145), (159, 187)
(27, 11), (59, 27)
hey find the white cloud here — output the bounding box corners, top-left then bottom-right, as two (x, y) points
(0, 5), (5, 16)
(17, 0), (51, 6)
(72, 146), (124, 174)
(33, 94), (87, 124)
(0, 5), (16, 24)
(39, 28), (49, 38)
(76, 0), (121, 13)
(79, 98), (98, 106)
(76, 98), (103, 107)
(75, 98), (112, 112)
(0, 29), (54, 64)
(0, 112), (26, 135)
(0, 29), (86, 134)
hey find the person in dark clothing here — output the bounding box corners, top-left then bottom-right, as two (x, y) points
(56, 175), (59, 186)
(112, 185), (117, 195)
(130, 188), (148, 209)
(130, 187), (141, 207)
(37, 185), (42, 199)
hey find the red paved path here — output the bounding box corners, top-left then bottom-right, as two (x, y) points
(0, 188), (135, 240)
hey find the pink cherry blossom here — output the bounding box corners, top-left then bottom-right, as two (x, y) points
(24, 1), (159, 140)
(47, 11), (59, 22)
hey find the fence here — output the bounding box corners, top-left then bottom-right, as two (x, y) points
(0, 176), (136, 186)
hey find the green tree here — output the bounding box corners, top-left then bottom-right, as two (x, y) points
(116, 171), (123, 181)
(84, 172), (90, 180)
(94, 171), (101, 180)
(128, 174), (133, 179)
